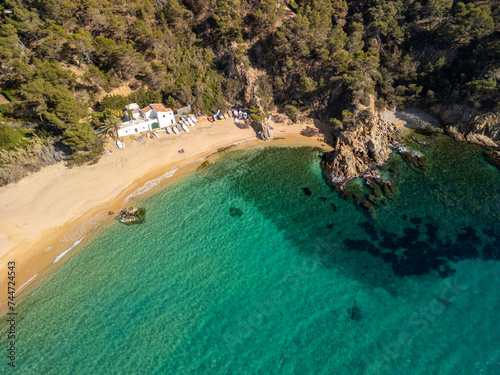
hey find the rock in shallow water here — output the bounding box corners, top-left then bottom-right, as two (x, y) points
(117, 207), (146, 225)
(302, 187), (312, 196)
(347, 302), (363, 321)
(229, 207), (243, 217)
(399, 149), (428, 172)
(484, 151), (500, 171)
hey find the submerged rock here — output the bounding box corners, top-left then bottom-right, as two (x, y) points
(410, 217), (423, 225)
(399, 148), (428, 172)
(197, 160), (212, 170)
(484, 151), (500, 171)
(302, 187), (312, 196)
(229, 207), (243, 217)
(347, 302), (363, 321)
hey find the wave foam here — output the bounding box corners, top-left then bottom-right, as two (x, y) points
(125, 168), (179, 201)
(53, 236), (85, 263)
(16, 273), (38, 293)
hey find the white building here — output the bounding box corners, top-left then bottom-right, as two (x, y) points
(124, 103), (142, 120)
(117, 103), (176, 138)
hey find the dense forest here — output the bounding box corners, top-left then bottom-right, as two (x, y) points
(0, 0), (498, 182)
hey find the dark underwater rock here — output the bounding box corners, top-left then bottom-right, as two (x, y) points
(457, 226), (481, 247)
(379, 232), (399, 251)
(344, 239), (380, 257)
(436, 262), (456, 278)
(401, 214), (408, 220)
(425, 223), (439, 243)
(388, 162), (400, 179)
(197, 160), (212, 170)
(484, 151), (500, 171)
(399, 149), (428, 173)
(380, 252), (398, 264)
(382, 180), (398, 200)
(399, 227), (421, 245)
(327, 224), (334, 229)
(229, 207), (243, 217)
(347, 302), (363, 321)
(410, 217), (423, 225)
(331, 203), (338, 211)
(483, 244), (500, 260)
(302, 187), (312, 196)
(319, 197), (327, 202)
(393, 252), (434, 277)
(359, 200), (375, 215)
(357, 221), (379, 241)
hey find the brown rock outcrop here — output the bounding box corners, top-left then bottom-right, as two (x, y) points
(322, 106), (399, 185)
(433, 104), (500, 147)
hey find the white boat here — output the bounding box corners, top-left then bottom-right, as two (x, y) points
(228, 109), (233, 117)
(181, 123), (190, 132)
(189, 115), (197, 123)
(172, 126), (180, 134)
(176, 125), (184, 133)
(116, 140), (125, 149)
(185, 117), (195, 126)
(153, 132), (159, 138)
(166, 127), (172, 134)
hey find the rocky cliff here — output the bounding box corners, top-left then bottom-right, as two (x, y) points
(432, 104), (500, 148)
(321, 105), (399, 186)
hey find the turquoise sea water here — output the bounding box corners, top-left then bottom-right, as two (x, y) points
(2, 134), (500, 374)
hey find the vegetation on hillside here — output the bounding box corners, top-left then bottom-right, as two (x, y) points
(0, 0), (498, 180)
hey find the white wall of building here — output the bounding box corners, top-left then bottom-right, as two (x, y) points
(157, 110), (175, 128)
(117, 119), (155, 137)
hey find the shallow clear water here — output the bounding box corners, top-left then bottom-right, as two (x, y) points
(2, 135), (500, 374)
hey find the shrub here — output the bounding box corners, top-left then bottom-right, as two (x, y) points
(0, 125), (28, 150)
(285, 105), (299, 122)
(360, 93), (371, 107)
(0, 90), (15, 102)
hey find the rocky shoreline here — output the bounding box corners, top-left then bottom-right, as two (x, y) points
(320, 104), (499, 214)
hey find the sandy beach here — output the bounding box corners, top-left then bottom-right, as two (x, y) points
(0, 116), (333, 306)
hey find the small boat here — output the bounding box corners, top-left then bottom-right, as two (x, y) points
(172, 126), (180, 134)
(227, 109), (233, 117)
(208, 116), (215, 122)
(116, 140), (125, 149)
(153, 132), (159, 138)
(189, 115), (197, 123)
(166, 126), (173, 134)
(181, 123), (190, 132)
(243, 112), (248, 120)
(224, 112), (229, 119)
(176, 124), (184, 133)
(185, 117), (195, 126)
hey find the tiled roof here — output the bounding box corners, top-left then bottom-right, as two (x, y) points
(140, 106), (152, 114)
(150, 103), (172, 113)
